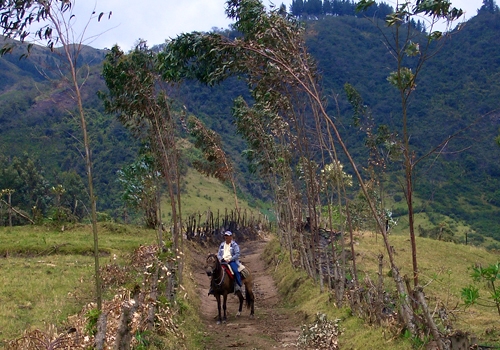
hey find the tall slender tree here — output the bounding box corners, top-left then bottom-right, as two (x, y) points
(0, 0), (110, 309)
(357, 0), (463, 289)
(100, 42), (184, 281)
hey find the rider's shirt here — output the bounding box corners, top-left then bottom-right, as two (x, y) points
(223, 242), (232, 261)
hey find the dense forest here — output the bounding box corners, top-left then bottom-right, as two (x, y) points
(1, 1), (500, 244)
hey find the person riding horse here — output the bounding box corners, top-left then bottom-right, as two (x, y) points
(209, 230), (243, 294)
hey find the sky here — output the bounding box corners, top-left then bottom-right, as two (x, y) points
(66, 0), (484, 50)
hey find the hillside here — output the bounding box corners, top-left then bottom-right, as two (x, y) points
(1, 10), (500, 242)
(174, 11), (500, 243)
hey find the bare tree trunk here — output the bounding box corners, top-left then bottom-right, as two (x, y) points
(156, 188), (163, 249)
(8, 191), (12, 227)
(318, 247), (324, 293)
(115, 304), (133, 350)
(376, 254), (384, 320)
(46, 8), (102, 311)
(346, 201), (358, 288)
(95, 312), (108, 350)
(147, 263), (160, 330)
(115, 291), (140, 350)
(415, 287), (447, 350)
(405, 166), (419, 287)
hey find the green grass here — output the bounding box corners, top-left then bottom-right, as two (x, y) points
(354, 232), (500, 339)
(2, 218), (498, 348)
(161, 167), (266, 220)
(0, 254), (95, 340)
(263, 232), (500, 348)
(0, 223), (158, 344)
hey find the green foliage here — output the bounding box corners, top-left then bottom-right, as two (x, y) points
(186, 115), (234, 181)
(461, 285), (480, 307)
(462, 263), (500, 316)
(84, 308), (101, 336)
(387, 67), (415, 91)
(133, 331), (151, 349)
(402, 329), (430, 348)
(117, 152), (161, 228)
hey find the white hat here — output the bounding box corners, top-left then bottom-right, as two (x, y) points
(224, 231), (232, 236)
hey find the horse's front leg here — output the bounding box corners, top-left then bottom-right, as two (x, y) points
(222, 292), (228, 323)
(215, 294), (222, 325)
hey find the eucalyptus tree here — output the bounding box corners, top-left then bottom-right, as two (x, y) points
(100, 42), (184, 281)
(0, 0), (111, 311)
(186, 115), (240, 213)
(356, 0), (464, 289)
(231, 97), (300, 264)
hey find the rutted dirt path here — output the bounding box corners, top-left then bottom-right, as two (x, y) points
(190, 237), (302, 349)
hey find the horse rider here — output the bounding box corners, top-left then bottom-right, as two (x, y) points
(217, 230), (243, 293)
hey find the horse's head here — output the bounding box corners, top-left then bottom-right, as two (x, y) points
(205, 253), (219, 277)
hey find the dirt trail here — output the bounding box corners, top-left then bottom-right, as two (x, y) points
(190, 237), (302, 349)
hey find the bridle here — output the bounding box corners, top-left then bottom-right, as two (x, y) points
(207, 254), (225, 287)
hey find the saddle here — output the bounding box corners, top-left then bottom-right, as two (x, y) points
(221, 262), (247, 280)
(221, 262), (235, 279)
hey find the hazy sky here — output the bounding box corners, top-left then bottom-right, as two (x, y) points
(67, 0), (483, 50)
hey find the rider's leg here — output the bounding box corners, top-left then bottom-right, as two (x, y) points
(229, 261), (242, 287)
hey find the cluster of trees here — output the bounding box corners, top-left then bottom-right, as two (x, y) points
(479, 0), (500, 13)
(0, 153), (88, 225)
(290, 0), (393, 20)
(160, 0), (470, 347)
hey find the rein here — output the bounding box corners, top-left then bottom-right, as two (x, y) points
(208, 254), (225, 287)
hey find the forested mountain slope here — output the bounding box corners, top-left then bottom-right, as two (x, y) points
(1, 9), (500, 242)
(0, 39), (138, 219)
(179, 11), (500, 242)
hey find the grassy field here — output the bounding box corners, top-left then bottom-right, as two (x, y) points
(264, 231), (500, 348)
(353, 232), (499, 337)
(161, 167), (271, 223)
(0, 168), (270, 346)
(0, 223), (158, 344)
(1, 219), (499, 348)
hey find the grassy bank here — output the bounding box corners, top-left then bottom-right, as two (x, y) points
(263, 232), (500, 348)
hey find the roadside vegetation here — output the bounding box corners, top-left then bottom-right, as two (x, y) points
(0, 223), (156, 344)
(2, 224), (498, 348)
(264, 233), (500, 348)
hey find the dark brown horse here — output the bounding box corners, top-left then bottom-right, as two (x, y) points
(205, 253), (255, 324)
